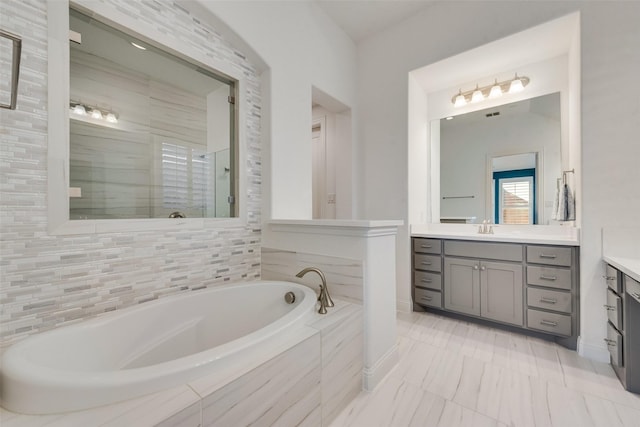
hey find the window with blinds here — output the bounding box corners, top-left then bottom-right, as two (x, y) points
(493, 168), (536, 224)
(162, 143), (210, 213)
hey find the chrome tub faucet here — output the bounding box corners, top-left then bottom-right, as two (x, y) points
(295, 267), (334, 314)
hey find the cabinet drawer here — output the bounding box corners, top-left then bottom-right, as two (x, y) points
(606, 288), (623, 331)
(415, 288), (442, 308)
(414, 254), (442, 272)
(414, 270), (442, 291)
(527, 245), (572, 267)
(527, 309), (571, 336)
(527, 287), (571, 314)
(606, 264), (622, 294)
(625, 275), (640, 303)
(413, 238), (441, 255)
(606, 321), (623, 367)
(445, 240), (522, 262)
(526, 266), (572, 290)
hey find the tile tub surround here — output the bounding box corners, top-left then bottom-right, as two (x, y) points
(261, 247), (364, 304)
(331, 311), (640, 427)
(1, 300), (364, 427)
(0, 0), (261, 348)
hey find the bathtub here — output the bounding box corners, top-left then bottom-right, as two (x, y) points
(1, 281), (317, 415)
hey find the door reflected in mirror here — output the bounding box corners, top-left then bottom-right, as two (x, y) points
(439, 93), (560, 225)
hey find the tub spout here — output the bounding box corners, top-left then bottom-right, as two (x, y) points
(295, 267), (334, 314)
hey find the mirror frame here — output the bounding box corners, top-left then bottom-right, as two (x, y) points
(47, 0), (248, 235)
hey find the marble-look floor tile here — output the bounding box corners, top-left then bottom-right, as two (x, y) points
(332, 311), (640, 427)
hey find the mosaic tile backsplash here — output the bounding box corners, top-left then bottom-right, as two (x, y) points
(0, 0), (262, 348)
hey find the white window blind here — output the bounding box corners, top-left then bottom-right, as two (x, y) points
(500, 177), (533, 224)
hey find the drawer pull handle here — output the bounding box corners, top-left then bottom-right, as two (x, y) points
(540, 320), (558, 327)
(540, 275), (557, 281)
(539, 254), (557, 259)
(421, 278), (433, 283)
(603, 338), (617, 347)
(540, 297), (557, 304)
(421, 261), (432, 266)
(603, 275), (616, 281)
(603, 304), (616, 311)
(421, 245), (433, 249)
(631, 292), (640, 299)
(420, 296), (433, 301)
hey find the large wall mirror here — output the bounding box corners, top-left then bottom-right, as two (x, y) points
(438, 92), (561, 225)
(68, 7), (237, 220)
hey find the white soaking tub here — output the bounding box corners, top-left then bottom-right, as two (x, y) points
(0, 281), (317, 415)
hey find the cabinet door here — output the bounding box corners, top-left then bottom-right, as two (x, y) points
(480, 261), (523, 326)
(444, 258), (480, 316)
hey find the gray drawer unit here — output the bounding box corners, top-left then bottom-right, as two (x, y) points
(527, 287), (572, 314)
(527, 308), (572, 337)
(527, 245), (572, 267)
(413, 238), (442, 255)
(445, 240), (523, 262)
(626, 275), (640, 301)
(414, 254), (442, 273)
(526, 265), (572, 290)
(606, 288), (623, 330)
(606, 265), (622, 294)
(414, 270), (442, 291)
(415, 287), (442, 309)
(606, 321), (623, 367)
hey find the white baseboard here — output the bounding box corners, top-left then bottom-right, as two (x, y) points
(362, 344), (399, 391)
(578, 336), (610, 363)
(397, 299), (411, 314)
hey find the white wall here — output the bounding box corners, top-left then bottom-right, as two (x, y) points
(357, 1), (640, 360)
(198, 0), (358, 220)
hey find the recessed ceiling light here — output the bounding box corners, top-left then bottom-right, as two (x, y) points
(131, 42), (146, 50)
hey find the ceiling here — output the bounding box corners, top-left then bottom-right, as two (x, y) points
(314, 0), (435, 42)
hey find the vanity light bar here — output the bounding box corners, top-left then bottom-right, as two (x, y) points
(69, 102), (118, 123)
(452, 74), (530, 107)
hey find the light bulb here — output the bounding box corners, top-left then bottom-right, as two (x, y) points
(90, 109), (103, 119)
(72, 104), (87, 116)
(509, 74), (524, 93)
(489, 79), (503, 98)
(106, 113), (118, 123)
(471, 85), (484, 103)
(453, 90), (466, 107)
(131, 42), (146, 50)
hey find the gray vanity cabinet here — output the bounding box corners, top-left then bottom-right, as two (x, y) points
(480, 261), (524, 326)
(443, 251), (523, 325)
(412, 237), (579, 349)
(443, 258), (480, 316)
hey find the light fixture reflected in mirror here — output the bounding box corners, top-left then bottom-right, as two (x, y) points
(451, 74), (530, 107)
(70, 101), (118, 124)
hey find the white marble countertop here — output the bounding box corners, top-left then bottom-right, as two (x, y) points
(603, 256), (640, 283)
(411, 224), (580, 246)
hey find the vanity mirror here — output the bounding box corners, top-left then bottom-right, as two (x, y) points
(68, 7), (237, 220)
(438, 92), (561, 225)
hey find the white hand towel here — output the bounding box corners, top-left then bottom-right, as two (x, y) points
(556, 183), (575, 221)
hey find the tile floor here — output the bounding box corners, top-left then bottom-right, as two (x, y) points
(330, 311), (640, 427)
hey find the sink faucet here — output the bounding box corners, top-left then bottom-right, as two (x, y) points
(478, 220), (494, 234)
(295, 267), (334, 314)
